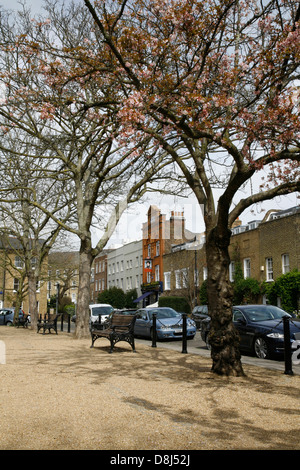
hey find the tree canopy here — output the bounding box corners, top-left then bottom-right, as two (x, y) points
(83, 0), (300, 374)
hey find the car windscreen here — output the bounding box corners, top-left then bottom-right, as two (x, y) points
(149, 308), (180, 319)
(242, 305), (291, 322)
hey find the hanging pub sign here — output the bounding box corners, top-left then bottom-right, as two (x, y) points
(144, 259), (152, 272)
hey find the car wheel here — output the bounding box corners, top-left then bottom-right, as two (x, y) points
(254, 337), (270, 359)
(5, 321), (13, 326)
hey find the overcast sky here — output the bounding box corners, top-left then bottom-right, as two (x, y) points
(0, 0), (42, 13)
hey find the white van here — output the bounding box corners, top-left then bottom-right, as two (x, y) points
(89, 304), (114, 325)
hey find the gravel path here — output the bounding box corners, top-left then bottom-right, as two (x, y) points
(0, 327), (299, 450)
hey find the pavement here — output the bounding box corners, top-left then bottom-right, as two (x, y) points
(135, 331), (300, 376)
(61, 321), (300, 376)
(1, 326), (299, 451)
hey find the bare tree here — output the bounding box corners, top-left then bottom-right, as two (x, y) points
(0, 137), (69, 328)
(0, 1), (181, 337)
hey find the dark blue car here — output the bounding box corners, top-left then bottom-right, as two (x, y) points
(200, 304), (300, 359)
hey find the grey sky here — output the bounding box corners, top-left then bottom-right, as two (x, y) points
(0, 0), (42, 13)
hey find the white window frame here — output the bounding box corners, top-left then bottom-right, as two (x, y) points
(282, 254), (290, 274)
(266, 257), (273, 281)
(243, 258), (251, 278)
(15, 256), (23, 269)
(181, 268), (188, 288)
(164, 272), (171, 290)
(175, 270), (181, 289)
(156, 241), (160, 256)
(155, 264), (160, 282)
(13, 278), (20, 292)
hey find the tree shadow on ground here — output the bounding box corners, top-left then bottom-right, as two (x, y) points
(4, 328), (300, 450)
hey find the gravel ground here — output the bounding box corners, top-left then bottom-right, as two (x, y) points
(0, 327), (299, 451)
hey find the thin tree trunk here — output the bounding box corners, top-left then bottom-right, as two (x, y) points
(206, 226), (245, 376)
(28, 273), (38, 330)
(13, 272), (25, 326)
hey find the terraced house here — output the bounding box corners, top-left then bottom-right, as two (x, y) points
(161, 205), (300, 306)
(0, 236), (48, 315)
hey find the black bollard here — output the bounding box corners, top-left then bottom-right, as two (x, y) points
(182, 313), (187, 354)
(67, 314), (71, 333)
(61, 314), (64, 331)
(283, 315), (293, 376)
(152, 313), (157, 348)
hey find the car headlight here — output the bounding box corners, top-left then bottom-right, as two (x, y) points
(188, 319), (196, 327)
(267, 332), (284, 339)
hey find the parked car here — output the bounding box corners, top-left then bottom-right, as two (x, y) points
(134, 307), (196, 340)
(0, 307), (25, 326)
(200, 304), (300, 359)
(89, 304), (114, 325)
(72, 304), (114, 328)
(191, 305), (210, 329)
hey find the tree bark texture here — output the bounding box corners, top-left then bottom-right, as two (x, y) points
(206, 227), (245, 376)
(75, 241), (93, 339)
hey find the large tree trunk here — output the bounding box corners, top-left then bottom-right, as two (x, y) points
(206, 226), (245, 376)
(75, 239), (93, 339)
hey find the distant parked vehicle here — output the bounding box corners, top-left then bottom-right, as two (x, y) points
(0, 308), (25, 326)
(89, 304), (114, 325)
(72, 304), (114, 329)
(134, 307), (196, 340)
(191, 305), (210, 329)
(200, 304), (300, 359)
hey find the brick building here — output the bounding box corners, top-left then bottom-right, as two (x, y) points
(48, 251), (79, 305)
(229, 206), (300, 284)
(140, 205), (198, 305)
(0, 237), (48, 315)
(91, 250), (111, 303)
(161, 205), (300, 307)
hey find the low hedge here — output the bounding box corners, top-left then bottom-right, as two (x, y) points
(158, 296), (190, 313)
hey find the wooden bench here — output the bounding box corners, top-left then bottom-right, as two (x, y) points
(90, 313), (137, 353)
(37, 314), (60, 335)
